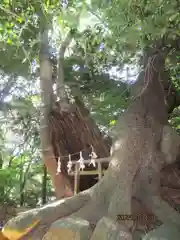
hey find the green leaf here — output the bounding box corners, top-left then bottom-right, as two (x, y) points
(7, 38), (12, 44)
(109, 120), (116, 126)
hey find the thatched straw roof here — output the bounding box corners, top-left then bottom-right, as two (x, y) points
(49, 96), (111, 191)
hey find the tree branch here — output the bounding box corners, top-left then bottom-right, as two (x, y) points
(140, 37), (180, 114)
(56, 29), (76, 109)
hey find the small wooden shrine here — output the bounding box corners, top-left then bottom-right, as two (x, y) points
(49, 96), (111, 192)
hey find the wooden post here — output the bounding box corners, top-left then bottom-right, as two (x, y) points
(74, 163), (80, 195)
(70, 158), (110, 195)
(98, 162), (103, 180)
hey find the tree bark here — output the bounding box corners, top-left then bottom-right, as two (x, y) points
(0, 151), (4, 199)
(19, 161), (31, 207)
(2, 45), (180, 239)
(41, 165), (47, 205)
(39, 29), (73, 200)
(56, 30), (75, 111)
(56, 31), (73, 100)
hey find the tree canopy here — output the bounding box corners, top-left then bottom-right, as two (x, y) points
(0, 0), (179, 208)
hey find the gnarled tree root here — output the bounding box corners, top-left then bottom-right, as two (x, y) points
(3, 108), (180, 239)
(2, 191), (92, 240)
(2, 171), (134, 240)
(2, 162), (180, 240)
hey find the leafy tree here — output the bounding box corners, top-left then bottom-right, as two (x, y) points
(0, 0), (129, 206)
(1, 1), (180, 239)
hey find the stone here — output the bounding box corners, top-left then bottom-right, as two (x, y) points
(142, 223), (180, 240)
(90, 217), (132, 240)
(42, 217), (93, 240)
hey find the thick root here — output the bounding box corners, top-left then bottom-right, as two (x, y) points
(70, 202), (107, 226)
(2, 166), (135, 240)
(3, 158), (179, 240)
(2, 169), (124, 240)
(2, 191), (91, 240)
(3, 179), (178, 240)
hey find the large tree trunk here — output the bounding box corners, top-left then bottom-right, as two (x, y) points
(2, 42), (180, 239)
(38, 28), (74, 200)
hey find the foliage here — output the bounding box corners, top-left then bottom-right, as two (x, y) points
(92, 0), (180, 48)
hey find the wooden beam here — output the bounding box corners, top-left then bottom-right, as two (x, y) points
(71, 157), (110, 165)
(98, 162), (103, 180)
(69, 169), (107, 176)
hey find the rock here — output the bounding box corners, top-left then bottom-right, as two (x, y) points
(90, 217), (132, 240)
(142, 223), (180, 240)
(42, 217), (93, 240)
